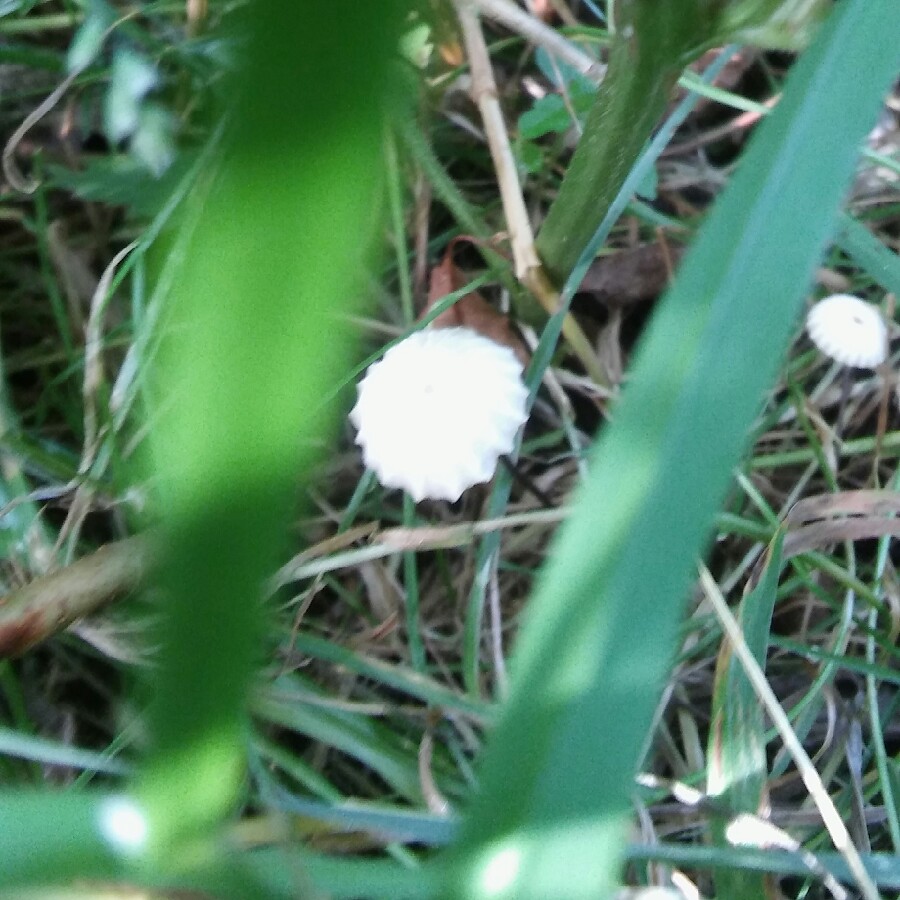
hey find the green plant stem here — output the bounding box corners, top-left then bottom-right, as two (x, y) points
(536, 38), (679, 286)
(403, 493), (426, 673)
(536, 0), (828, 289)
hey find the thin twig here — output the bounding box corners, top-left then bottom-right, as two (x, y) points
(699, 565), (883, 900)
(55, 241), (139, 564)
(2, 68), (82, 193)
(455, 0), (539, 280)
(471, 0), (604, 83)
(453, 0), (609, 387)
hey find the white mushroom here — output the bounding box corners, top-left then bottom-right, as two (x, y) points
(805, 293), (888, 369)
(350, 327), (529, 502)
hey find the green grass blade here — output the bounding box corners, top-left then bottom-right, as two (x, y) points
(444, 1), (900, 895)
(0, 793), (121, 885)
(287, 632), (492, 720)
(254, 683), (428, 804)
(254, 848), (439, 900)
(254, 768), (459, 846)
(134, 0), (403, 861)
(0, 727), (130, 776)
(836, 212), (900, 299)
(245, 841), (900, 899)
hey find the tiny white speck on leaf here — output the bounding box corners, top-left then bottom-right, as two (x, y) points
(97, 796), (149, 854)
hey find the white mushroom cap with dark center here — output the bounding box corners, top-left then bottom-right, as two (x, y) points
(805, 294), (888, 369)
(350, 327), (529, 502)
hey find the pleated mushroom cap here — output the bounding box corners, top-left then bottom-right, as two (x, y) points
(805, 294), (888, 369)
(350, 327), (529, 502)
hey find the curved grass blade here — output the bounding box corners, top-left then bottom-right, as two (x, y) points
(444, 1), (900, 895)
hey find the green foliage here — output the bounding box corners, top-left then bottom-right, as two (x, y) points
(722, 0), (830, 49)
(0, 0), (404, 892)
(0, 0), (898, 896)
(137, 0), (404, 859)
(446, 1), (900, 895)
(518, 81), (595, 139)
(46, 155), (197, 218)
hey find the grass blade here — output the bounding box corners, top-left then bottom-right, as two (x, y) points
(444, 1), (900, 895)
(707, 532), (784, 898)
(134, 0), (403, 861)
(836, 212), (900, 299)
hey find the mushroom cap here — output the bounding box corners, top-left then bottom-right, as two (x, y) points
(805, 294), (888, 368)
(350, 327), (529, 502)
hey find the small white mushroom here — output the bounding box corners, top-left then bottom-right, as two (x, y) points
(805, 293), (888, 369)
(350, 327), (529, 502)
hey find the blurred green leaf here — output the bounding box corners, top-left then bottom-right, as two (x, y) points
(515, 137), (543, 175)
(130, 103), (175, 176)
(66, 0), (112, 72)
(518, 94), (571, 139)
(105, 47), (157, 143)
(447, 1), (900, 895)
(135, 0), (404, 861)
(836, 212), (900, 300)
(723, 0), (830, 50)
(47, 155), (197, 218)
(0, 793), (121, 885)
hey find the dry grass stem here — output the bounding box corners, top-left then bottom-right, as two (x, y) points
(0, 535), (151, 658)
(699, 565), (883, 900)
(471, 0), (605, 83)
(453, 0), (609, 388)
(2, 67), (82, 193)
(454, 0), (540, 279)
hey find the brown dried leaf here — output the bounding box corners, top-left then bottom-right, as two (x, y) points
(786, 490), (900, 526)
(784, 517), (900, 559)
(580, 243), (685, 307)
(424, 247), (529, 364)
